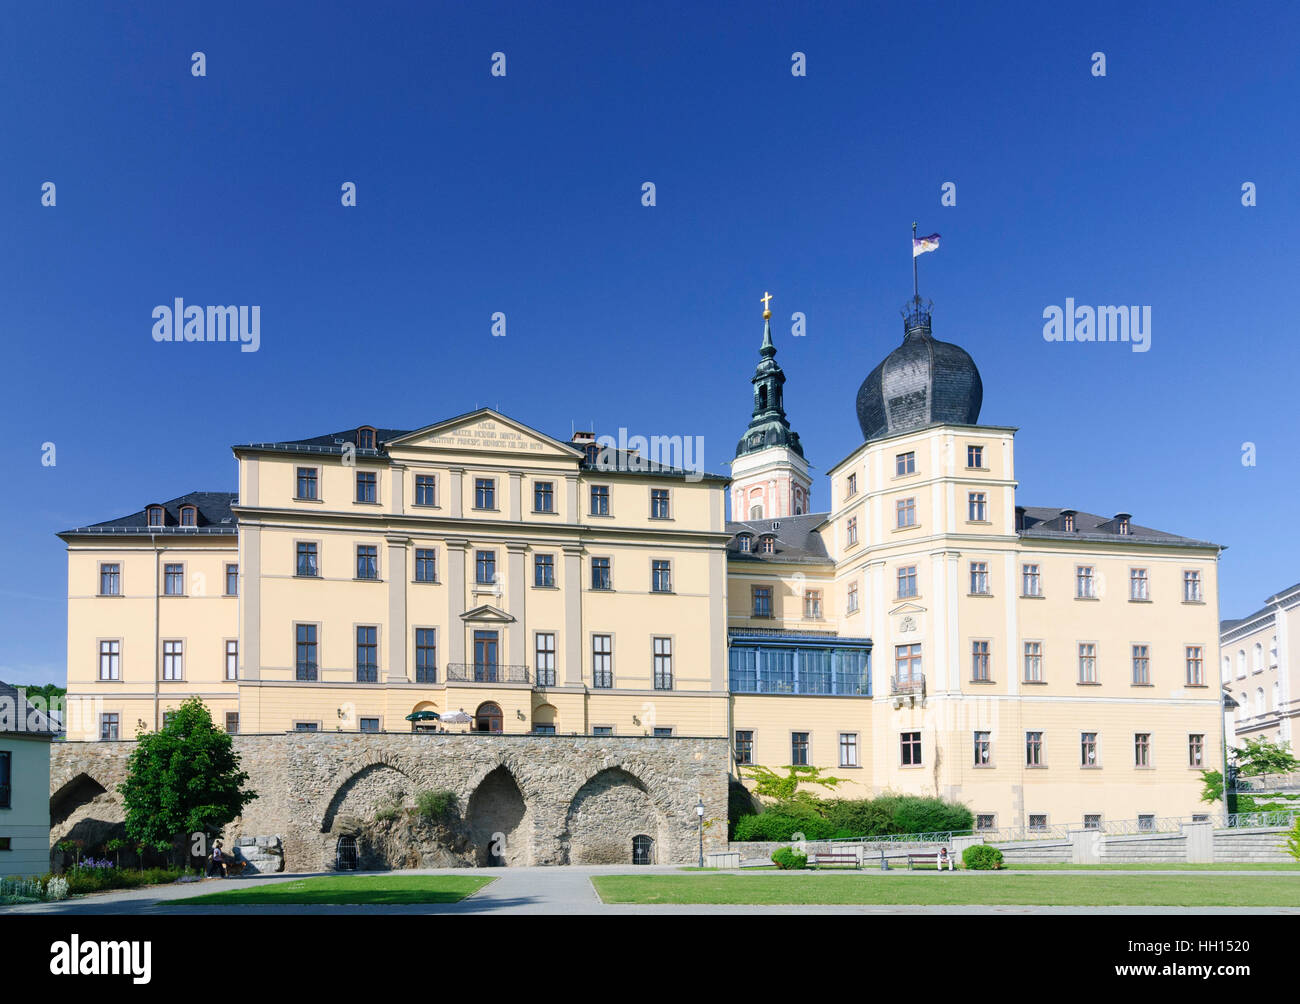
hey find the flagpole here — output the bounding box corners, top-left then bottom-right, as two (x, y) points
(912, 221), (918, 302)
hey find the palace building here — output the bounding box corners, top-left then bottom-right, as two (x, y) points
(59, 293), (1226, 831)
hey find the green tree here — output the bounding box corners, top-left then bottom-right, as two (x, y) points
(117, 698), (256, 859)
(1235, 738), (1299, 776)
(740, 764), (845, 805)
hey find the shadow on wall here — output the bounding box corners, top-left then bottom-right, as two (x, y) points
(562, 767), (663, 865)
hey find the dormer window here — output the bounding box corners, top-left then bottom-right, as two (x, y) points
(737, 534), (752, 553)
(585, 443), (600, 466)
(357, 427), (377, 450)
(759, 534), (776, 554)
(1061, 510), (1076, 533)
(179, 505), (197, 527)
(146, 505), (165, 527)
(1116, 513), (1131, 535)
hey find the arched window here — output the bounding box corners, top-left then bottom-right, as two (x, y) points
(475, 701), (503, 734)
(736, 534), (752, 553)
(1256, 688), (1265, 717)
(1222, 657), (1231, 683)
(179, 505), (197, 527)
(758, 387), (768, 410)
(1270, 636), (1278, 666)
(1273, 681), (1280, 711)
(336, 835), (358, 871)
(146, 505), (165, 527)
(632, 834), (654, 865)
(1237, 651), (1247, 678)
(357, 426), (376, 450)
(1254, 643), (1263, 673)
(749, 505), (763, 519)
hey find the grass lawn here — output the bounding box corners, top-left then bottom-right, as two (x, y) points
(592, 873), (1300, 907)
(185, 874), (494, 905)
(1009, 862), (1300, 871)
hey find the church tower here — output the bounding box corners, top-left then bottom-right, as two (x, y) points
(729, 293), (813, 520)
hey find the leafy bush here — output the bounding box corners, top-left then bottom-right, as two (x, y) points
(962, 844), (1004, 870)
(416, 789), (457, 822)
(732, 792), (973, 841)
(45, 876), (70, 901)
(51, 865), (188, 895)
(1283, 819), (1300, 863)
(892, 796), (974, 835)
(732, 811), (838, 842)
(771, 847), (808, 870)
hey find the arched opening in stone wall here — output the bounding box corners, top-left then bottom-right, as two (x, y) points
(632, 834), (655, 864)
(466, 765), (529, 866)
(474, 702), (503, 734)
(50, 772), (109, 827)
(563, 767), (663, 865)
(531, 703), (557, 734)
(321, 762), (410, 833)
(336, 835), (359, 871)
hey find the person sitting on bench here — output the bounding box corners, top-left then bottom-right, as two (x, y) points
(937, 846), (954, 871)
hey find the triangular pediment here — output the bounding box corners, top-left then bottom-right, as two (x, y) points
(888, 602), (928, 616)
(460, 604), (516, 623)
(387, 409), (582, 460)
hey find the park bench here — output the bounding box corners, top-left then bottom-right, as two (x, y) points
(906, 851), (949, 870)
(810, 850), (861, 869)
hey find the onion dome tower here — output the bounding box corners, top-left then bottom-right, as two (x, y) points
(730, 292), (812, 519)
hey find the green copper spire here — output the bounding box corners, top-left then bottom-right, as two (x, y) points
(734, 294), (804, 460)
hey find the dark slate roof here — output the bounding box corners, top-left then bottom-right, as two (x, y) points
(236, 426), (412, 459)
(725, 511), (832, 564)
(1220, 579), (1300, 637)
(0, 681), (60, 736)
(578, 446), (730, 484)
(59, 491), (238, 537)
(1017, 507), (1218, 547)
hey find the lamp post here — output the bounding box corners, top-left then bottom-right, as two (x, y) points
(1221, 690), (1240, 819)
(695, 797), (705, 868)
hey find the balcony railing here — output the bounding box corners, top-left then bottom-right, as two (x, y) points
(445, 663), (530, 684)
(890, 674), (926, 696)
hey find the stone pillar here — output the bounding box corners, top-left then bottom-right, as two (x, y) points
(507, 542), (527, 668)
(1069, 829), (1102, 864)
(386, 535), (409, 682)
(1183, 820), (1214, 863)
(446, 539), (468, 665)
(563, 545), (584, 686)
(448, 467), (464, 519)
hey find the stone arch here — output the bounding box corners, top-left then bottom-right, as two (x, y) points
(50, 772), (111, 828)
(532, 702), (558, 731)
(316, 752), (416, 833)
(562, 766), (666, 865)
(465, 764), (531, 866)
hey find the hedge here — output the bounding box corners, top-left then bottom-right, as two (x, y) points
(732, 794), (973, 842)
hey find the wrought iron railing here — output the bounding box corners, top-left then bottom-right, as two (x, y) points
(444, 663), (530, 684)
(890, 674), (925, 696)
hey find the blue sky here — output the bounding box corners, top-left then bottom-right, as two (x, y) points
(2, 1), (1297, 685)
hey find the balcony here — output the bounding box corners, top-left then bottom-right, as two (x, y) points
(728, 637), (871, 696)
(445, 663), (530, 684)
(890, 674), (926, 697)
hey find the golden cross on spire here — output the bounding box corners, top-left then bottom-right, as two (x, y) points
(760, 290), (773, 319)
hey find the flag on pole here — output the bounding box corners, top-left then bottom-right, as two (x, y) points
(912, 233), (941, 258)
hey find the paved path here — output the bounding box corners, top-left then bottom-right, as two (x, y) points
(5, 866), (1299, 915)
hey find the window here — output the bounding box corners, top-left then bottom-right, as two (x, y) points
(895, 643), (922, 683)
(1062, 512), (1075, 532)
(476, 550), (496, 585)
(535, 633), (556, 687)
(653, 637), (673, 690)
(839, 733), (859, 767)
(804, 590), (822, 619)
(355, 471), (377, 503)
(897, 565), (918, 598)
(976, 814), (996, 831)
(590, 557), (611, 590)
(100, 713), (120, 740)
(360, 718), (380, 733)
(1026, 731), (1043, 766)
(415, 475), (437, 507)
(225, 564), (238, 596)
(147, 505), (164, 527)
(847, 581), (859, 613)
(179, 505), (197, 527)
(752, 586), (773, 618)
(295, 624), (318, 681)
(969, 561), (989, 595)
(1081, 732), (1099, 767)
(967, 444), (984, 468)
(1130, 567), (1149, 600)
(846, 517), (858, 546)
(737, 534), (752, 553)
(749, 504), (762, 519)
(1132, 644), (1150, 685)
(533, 724), (556, 736)
(297, 542), (319, 577)
(356, 626), (378, 682)
(474, 478), (496, 510)
(1183, 569), (1202, 602)
(652, 727), (673, 738)
(968, 492), (987, 521)
(162, 640), (183, 680)
(896, 497), (917, 528)
(1253, 643), (1263, 673)
(651, 488), (670, 519)
(758, 535), (776, 554)
(534, 553), (555, 587)
(1136, 813), (1155, 832)
(974, 731), (992, 766)
(415, 628), (437, 683)
(163, 564), (184, 595)
(734, 730), (754, 765)
(1075, 565), (1095, 598)
(971, 640), (991, 681)
(357, 427), (376, 450)
(295, 722), (319, 732)
(99, 563), (120, 596)
(415, 548), (437, 582)
(1083, 814), (1102, 830)
(296, 467), (318, 500)
(590, 484), (610, 516)
(1022, 564), (1041, 597)
(651, 560), (672, 593)
(1189, 733), (1205, 767)
(225, 640), (238, 681)
(1078, 643), (1098, 683)
(896, 452), (916, 476)
(592, 635), (613, 688)
(1186, 646), (1204, 686)
(1028, 814), (1047, 832)
(356, 545), (378, 580)
(791, 732), (810, 766)
(533, 481), (554, 513)
(1024, 641), (1043, 682)
(593, 726), (613, 737)
(901, 731), (922, 766)
(225, 713), (239, 734)
(98, 640), (120, 681)
(845, 473), (858, 497)
(1135, 732), (1151, 767)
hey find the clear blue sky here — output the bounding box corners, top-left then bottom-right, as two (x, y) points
(2, 1), (1297, 686)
